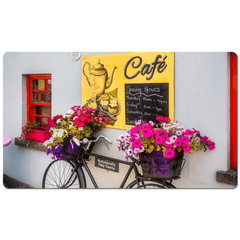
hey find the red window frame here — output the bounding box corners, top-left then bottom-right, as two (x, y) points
(230, 53), (237, 170)
(27, 74), (52, 124)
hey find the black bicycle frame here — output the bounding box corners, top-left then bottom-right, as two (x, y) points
(80, 152), (141, 188)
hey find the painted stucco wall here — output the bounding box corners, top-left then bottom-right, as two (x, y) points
(3, 52), (232, 188)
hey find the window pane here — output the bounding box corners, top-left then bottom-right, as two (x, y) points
(43, 118), (48, 124)
(38, 80), (45, 90)
(32, 80), (38, 90)
(35, 106), (42, 115)
(43, 106), (50, 116)
(48, 93), (51, 104)
(40, 92), (46, 103)
(32, 92), (38, 103)
(36, 117), (41, 123)
(48, 79), (52, 90)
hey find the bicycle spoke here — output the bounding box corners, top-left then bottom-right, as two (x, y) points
(48, 167), (59, 186)
(46, 170), (59, 186)
(43, 159), (81, 189)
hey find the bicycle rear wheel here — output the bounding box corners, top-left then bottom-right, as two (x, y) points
(126, 180), (176, 189)
(42, 159), (84, 188)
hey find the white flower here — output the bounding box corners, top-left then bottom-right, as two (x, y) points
(135, 120), (141, 125)
(78, 127), (83, 131)
(149, 121), (154, 126)
(67, 109), (74, 115)
(119, 134), (125, 140)
(138, 146), (145, 153)
(44, 137), (53, 145)
(56, 119), (61, 124)
(56, 132), (62, 138)
(59, 129), (64, 134)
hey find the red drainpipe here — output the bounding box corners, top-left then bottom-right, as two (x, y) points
(230, 52), (237, 170)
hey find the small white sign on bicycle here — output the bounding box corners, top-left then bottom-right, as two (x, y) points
(95, 157), (119, 173)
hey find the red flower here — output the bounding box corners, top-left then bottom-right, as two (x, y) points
(53, 115), (63, 124)
(47, 118), (55, 128)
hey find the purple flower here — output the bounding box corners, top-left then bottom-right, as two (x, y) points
(47, 148), (51, 155)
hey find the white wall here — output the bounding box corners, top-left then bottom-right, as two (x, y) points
(3, 52), (233, 188)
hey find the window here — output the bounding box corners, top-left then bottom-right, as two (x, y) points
(27, 74), (52, 124)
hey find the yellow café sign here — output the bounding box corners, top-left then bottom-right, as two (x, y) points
(81, 52), (174, 130)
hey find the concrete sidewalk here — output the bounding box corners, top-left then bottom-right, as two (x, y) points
(3, 174), (34, 189)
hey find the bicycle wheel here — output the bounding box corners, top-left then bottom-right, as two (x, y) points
(42, 159), (83, 189)
(126, 180), (176, 189)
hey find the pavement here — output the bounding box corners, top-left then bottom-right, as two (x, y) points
(3, 174), (34, 189)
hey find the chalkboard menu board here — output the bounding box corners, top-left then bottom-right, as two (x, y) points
(125, 83), (169, 125)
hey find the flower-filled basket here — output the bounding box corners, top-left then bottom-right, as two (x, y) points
(43, 105), (109, 160)
(116, 116), (215, 180)
(22, 122), (51, 143)
(139, 150), (185, 179)
(61, 135), (96, 160)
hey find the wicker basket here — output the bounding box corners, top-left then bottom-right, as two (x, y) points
(61, 136), (96, 160)
(139, 150), (185, 180)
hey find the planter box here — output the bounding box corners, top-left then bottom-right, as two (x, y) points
(25, 127), (51, 143)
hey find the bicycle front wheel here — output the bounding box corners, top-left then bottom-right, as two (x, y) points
(42, 159), (83, 189)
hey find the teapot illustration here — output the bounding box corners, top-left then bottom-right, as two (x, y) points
(83, 58), (117, 108)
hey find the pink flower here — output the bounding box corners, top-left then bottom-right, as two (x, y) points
(154, 129), (166, 136)
(156, 116), (171, 123)
(164, 143), (172, 148)
(47, 118), (55, 128)
(200, 136), (208, 143)
(165, 149), (175, 159)
(182, 144), (190, 153)
(192, 128), (200, 134)
(175, 138), (182, 146)
(207, 141), (215, 150)
(130, 126), (140, 135)
(78, 122), (85, 127)
(132, 139), (142, 149)
(162, 135), (169, 142)
(156, 116), (164, 122)
(129, 135), (137, 141)
(155, 136), (163, 145)
(185, 129), (194, 135)
(170, 135), (177, 143)
(181, 135), (189, 144)
(142, 127), (152, 138)
(53, 115), (62, 124)
(163, 117), (171, 122)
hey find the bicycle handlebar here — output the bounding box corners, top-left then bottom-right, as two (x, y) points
(76, 135), (113, 151)
(94, 135), (112, 144)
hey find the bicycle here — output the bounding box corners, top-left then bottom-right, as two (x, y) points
(42, 135), (184, 189)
